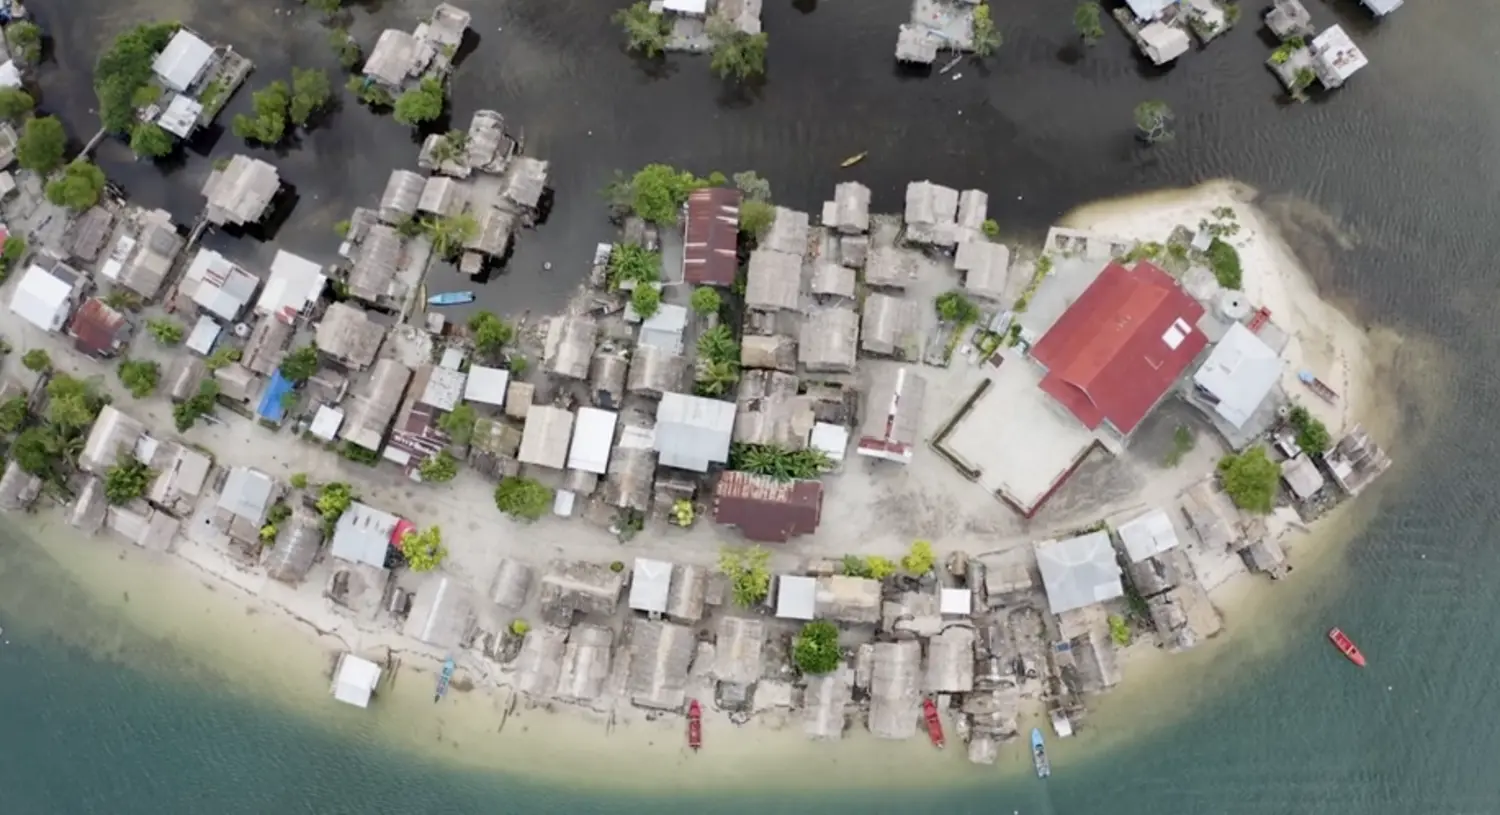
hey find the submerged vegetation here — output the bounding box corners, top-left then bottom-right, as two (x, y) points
(615, 2), (671, 59)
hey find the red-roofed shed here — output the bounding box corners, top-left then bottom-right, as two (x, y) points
(682, 187), (741, 286)
(713, 471), (823, 543)
(68, 297), (131, 359)
(1030, 261), (1206, 436)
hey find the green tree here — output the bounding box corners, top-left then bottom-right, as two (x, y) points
(732, 170), (771, 202)
(173, 380), (220, 432)
(399, 525), (447, 571)
(696, 358), (741, 396)
(429, 129), (468, 165)
(146, 317), (184, 345)
(104, 452), (155, 504)
(289, 67), (333, 127)
(204, 346), (241, 370)
(902, 540), (936, 575)
(393, 77), (445, 126)
(316, 481), (355, 526)
(739, 199), (774, 237)
(93, 22), (180, 134)
(45, 160), (108, 211)
(1074, 1), (1105, 46)
(117, 358), (160, 398)
(129, 122), (175, 159)
(423, 212), (479, 260)
(971, 4), (1002, 57)
(1288, 405), (1332, 455)
(614, 2), (671, 58)
(697, 324), (739, 363)
(1, 234), (27, 271)
(630, 284), (661, 320)
(12, 425), (57, 476)
(0, 394), (27, 433)
(419, 450), (459, 483)
(46, 374), (104, 431)
(1217, 446), (1279, 513)
(329, 28), (363, 70)
(232, 81), (290, 144)
(707, 19), (769, 82)
(21, 348), (50, 372)
(438, 403), (477, 446)
(278, 345), (318, 383)
(606, 243), (662, 289)
(981, 218), (1000, 239)
(690, 286), (721, 316)
(346, 75), (393, 107)
(934, 290), (980, 324)
(865, 555), (897, 580)
(1206, 238), (1241, 289)
(16, 115), (65, 174)
(719, 546), (772, 607)
(494, 476), (553, 521)
(792, 620), (841, 675)
(1134, 100), (1174, 144)
(0, 87), (33, 121)
(468, 311), (514, 355)
(623, 164), (708, 225)
(6, 21), (42, 64)
(307, 0), (343, 16)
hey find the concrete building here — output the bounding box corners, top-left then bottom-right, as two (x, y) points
(1035, 531), (1124, 615)
(1192, 322), (1282, 430)
(201, 155), (280, 227)
(331, 501), (401, 569)
(654, 393), (735, 472)
(856, 366), (925, 464)
(179, 249), (259, 321)
(10, 262), (79, 332)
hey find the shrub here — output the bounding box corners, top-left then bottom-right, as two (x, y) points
(173, 380), (219, 431)
(690, 286), (721, 316)
(0, 87), (34, 121)
(289, 472), (309, 489)
(21, 348), (50, 372)
(393, 77), (445, 126)
(468, 311), (513, 355)
(630, 284), (661, 320)
(146, 318), (185, 345)
(902, 540), (936, 575)
(606, 243), (661, 290)
(204, 346), (241, 371)
(981, 218), (1000, 239)
(419, 450), (459, 483)
(739, 199), (774, 237)
(104, 452), (155, 505)
(129, 122), (175, 159)
(399, 526), (447, 572)
(971, 3), (1002, 57)
(792, 620), (841, 675)
(697, 324), (739, 363)
(1164, 424), (1196, 467)
(316, 482), (354, 526)
(729, 443), (831, 481)
(117, 358), (160, 398)
(609, 560), (626, 573)
(438, 403), (477, 446)
(1217, 446), (1279, 513)
(6, 21), (42, 64)
(720, 546), (771, 606)
(494, 476), (553, 521)
(1206, 238), (1242, 289)
(0, 394), (27, 433)
(934, 290), (980, 324)
(1107, 613), (1131, 646)
(865, 555), (897, 580)
(1287, 405), (1331, 455)
(278, 345), (319, 383)
(510, 618), (531, 636)
(340, 441), (380, 465)
(671, 498), (694, 527)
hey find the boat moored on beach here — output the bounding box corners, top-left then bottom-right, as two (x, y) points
(923, 697), (945, 748)
(1032, 728), (1051, 778)
(434, 656), (456, 702)
(1298, 370), (1339, 403)
(687, 699), (702, 751)
(1328, 627), (1366, 667)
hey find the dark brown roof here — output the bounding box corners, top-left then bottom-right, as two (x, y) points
(68, 298), (130, 358)
(712, 471), (823, 543)
(683, 188), (741, 286)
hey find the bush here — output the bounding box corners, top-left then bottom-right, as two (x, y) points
(0, 394), (28, 433)
(204, 346), (241, 371)
(1165, 424), (1195, 467)
(1287, 405), (1331, 455)
(289, 472), (309, 489)
(690, 286), (721, 316)
(469, 311), (514, 355)
(330, 29), (363, 70)
(117, 358), (160, 398)
(494, 476), (553, 521)
(630, 284), (661, 320)
(934, 290), (980, 324)
(866, 555), (897, 580)
(94, 22), (179, 134)
(1217, 446), (1279, 513)
(707, 19), (768, 82)
(1206, 238), (1242, 289)
(981, 218), (1000, 239)
(609, 560), (626, 573)
(729, 443), (831, 481)
(438, 403), (477, 446)
(146, 317), (185, 345)
(289, 67), (332, 127)
(614, 1), (671, 58)
(17, 115), (66, 174)
(510, 618), (531, 636)
(0, 87), (33, 121)
(697, 323), (739, 364)
(46, 160), (108, 211)
(739, 199), (774, 237)
(671, 498), (694, 527)
(971, 3), (1002, 57)
(129, 122), (175, 159)
(346, 75), (393, 107)
(1133, 100), (1175, 144)
(316, 482), (354, 526)
(393, 77), (445, 126)
(21, 348), (50, 372)
(419, 449), (459, 483)
(719, 546), (771, 606)
(607, 243), (662, 290)
(902, 540), (936, 575)
(1107, 613), (1131, 646)
(792, 620), (841, 675)
(612, 164), (710, 225)
(6, 21), (42, 63)
(340, 441), (381, 465)
(1074, 1), (1104, 45)
(173, 380), (219, 431)
(104, 452), (155, 504)
(278, 345), (319, 383)
(399, 526), (447, 572)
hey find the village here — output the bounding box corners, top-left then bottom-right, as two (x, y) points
(0, 3), (1394, 767)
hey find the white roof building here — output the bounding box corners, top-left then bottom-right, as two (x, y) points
(1361, 0), (1401, 16)
(310, 405), (344, 441)
(663, 0), (709, 14)
(638, 304), (689, 354)
(331, 502), (399, 570)
(629, 558), (673, 614)
(1140, 22), (1191, 64)
(1124, 0), (1176, 20)
(463, 365), (510, 406)
(152, 30), (214, 93)
(10, 264), (75, 332)
(567, 407), (617, 475)
(777, 575), (817, 620)
(809, 422), (849, 464)
(420, 366), (466, 412)
(1193, 322), (1282, 429)
(156, 94), (203, 139)
(0, 61), (21, 90)
(1035, 531), (1124, 615)
(331, 653), (382, 708)
(257, 250), (326, 324)
(940, 588), (972, 616)
(1117, 508), (1182, 563)
(186, 314), (221, 355)
(655, 393), (736, 472)
(181, 249), (259, 321)
(1311, 25), (1369, 87)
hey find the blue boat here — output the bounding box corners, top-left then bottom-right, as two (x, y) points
(1031, 728), (1051, 778)
(428, 291), (475, 306)
(433, 656), (456, 703)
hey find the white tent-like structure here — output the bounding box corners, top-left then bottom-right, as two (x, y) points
(331, 653), (382, 708)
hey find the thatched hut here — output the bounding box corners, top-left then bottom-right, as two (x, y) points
(515, 625), (569, 696)
(627, 619), (695, 710)
(264, 513), (324, 584)
(868, 640), (922, 739)
(490, 557), (535, 610)
(803, 667), (852, 740)
(627, 344), (685, 398)
(924, 626), (976, 693)
(665, 563), (709, 623)
(555, 624), (614, 702)
(712, 616), (765, 686)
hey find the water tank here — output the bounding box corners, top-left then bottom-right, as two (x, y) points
(232, 321), (251, 338)
(1218, 291), (1250, 321)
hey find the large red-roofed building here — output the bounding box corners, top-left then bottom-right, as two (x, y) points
(1030, 260), (1207, 436)
(681, 187), (741, 286)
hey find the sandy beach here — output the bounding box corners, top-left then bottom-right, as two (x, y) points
(0, 179), (1440, 790)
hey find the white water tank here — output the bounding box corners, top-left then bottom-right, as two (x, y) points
(1218, 291), (1250, 321)
(232, 321), (251, 338)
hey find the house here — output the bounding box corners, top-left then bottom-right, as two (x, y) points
(0, 460), (41, 512)
(331, 653), (382, 708)
(868, 640), (922, 739)
(654, 392), (735, 472)
(201, 155), (281, 227)
(418, 176), (462, 218)
(1035, 531), (1124, 615)
(809, 422), (849, 464)
(166, 356), (207, 402)
(185, 315), (220, 356)
(1265, 0), (1314, 40)
(505, 381), (534, 419)
(776, 575), (817, 620)
(241, 316), (294, 377)
(925, 626), (975, 693)
(378, 169), (425, 224)
(589, 350), (629, 410)
(864, 247), (918, 290)
(1192, 322), (1282, 430)
(857, 367), (926, 464)
(954, 190), (989, 244)
(339, 359), (413, 451)
(1139, 22), (1191, 64)
(257, 250), (326, 324)
(955, 241), (1010, 301)
(256, 371), (297, 423)
(1361, 0), (1401, 15)
(66, 207), (116, 263)
(404, 575), (479, 650)
(798, 306), (859, 373)
(265, 513), (324, 584)
(214, 466), (277, 543)
(567, 407), (616, 475)
(734, 370), (813, 449)
(627, 344), (685, 398)
(895, 25), (940, 64)
(804, 668), (853, 741)
(665, 563), (708, 623)
(1282, 454), (1325, 500)
(180, 249), (259, 321)
(79, 406), (146, 475)
(346, 224), (404, 305)
(68, 297), (131, 358)
(637, 304), (688, 354)
(815, 575), (882, 624)
(810, 262), (856, 300)
(1123, 0), (1176, 21)
(627, 620), (695, 710)
(362, 30), (425, 90)
(903, 181), (959, 247)
(518, 405), (574, 470)
(826, 182), (871, 235)
(1310, 25), (1368, 89)
(1117, 508), (1182, 563)
(860, 293), (921, 358)
(1030, 261), (1207, 438)
(514, 626), (568, 696)
(419, 365), (466, 412)
(1323, 424), (1392, 496)
(309, 405), (344, 443)
(500, 156), (549, 216)
(152, 29), (214, 93)
(543, 316), (597, 380)
(555, 624), (613, 702)
(712, 472), (823, 543)
(740, 334), (797, 373)
(146, 443), (212, 516)
(330, 501), (402, 569)
(463, 365), (510, 407)
(761, 207), (810, 256)
(682, 188), (741, 286)
(602, 436), (657, 513)
(463, 110), (519, 174)
(104, 210), (184, 300)
(745, 250), (802, 312)
(155, 93), (203, 139)
(10, 262), (79, 332)
(629, 557), (673, 615)
(713, 616), (766, 686)
(315, 302), (386, 370)
(537, 560), (626, 626)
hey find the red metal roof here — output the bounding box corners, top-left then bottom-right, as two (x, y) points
(713, 471), (823, 543)
(68, 297), (130, 358)
(682, 187), (741, 286)
(1030, 261), (1206, 435)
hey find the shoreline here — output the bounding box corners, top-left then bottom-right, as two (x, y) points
(0, 178), (1435, 791)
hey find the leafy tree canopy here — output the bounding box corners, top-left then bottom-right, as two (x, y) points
(792, 620), (841, 675)
(719, 546), (771, 607)
(117, 358), (160, 399)
(630, 283), (661, 320)
(708, 20), (768, 82)
(419, 450), (459, 483)
(1217, 446), (1279, 513)
(393, 77), (445, 126)
(0, 87), (34, 121)
(614, 2), (671, 58)
(902, 540), (936, 575)
(438, 403), (477, 446)
(278, 345), (319, 383)
(469, 311), (514, 354)
(17, 115), (66, 174)
(129, 122), (175, 159)
(400, 526), (447, 572)
(289, 67), (332, 127)
(46, 160), (109, 211)
(690, 286), (721, 316)
(104, 452), (155, 504)
(146, 317), (185, 345)
(94, 22), (180, 134)
(21, 348), (50, 372)
(494, 476), (553, 521)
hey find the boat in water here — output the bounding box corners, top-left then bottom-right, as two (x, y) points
(840, 151), (867, 168)
(687, 699), (702, 751)
(428, 291), (475, 307)
(923, 697), (945, 749)
(1298, 370), (1339, 403)
(433, 656), (456, 702)
(1032, 728), (1051, 778)
(1328, 627), (1366, 667)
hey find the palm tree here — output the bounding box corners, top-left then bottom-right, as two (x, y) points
(697, 359), (740, 396)
(423, 213), (479, 260)
(697, 324), (738, 362)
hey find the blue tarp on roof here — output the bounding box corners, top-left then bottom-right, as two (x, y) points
(257, 370), (295, 422)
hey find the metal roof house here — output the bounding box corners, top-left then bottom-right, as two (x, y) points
(330, 501), (401, 569)
(257, 250), (325, 325)
(627, 619), (695, 710)
(857, 366), (926, 464)
(1310, 25), (1368, 89)
(1123, 0), (1177, 21)
(1282, 453), (1325, 500)
(1030, 261), (1206, 437)
(1117, 508), (1182, 563)
(860, 293), (921, 358)
(740, 334), (798, 373)
(713, 616), (766, 685)
(104, 210), (184, 300)
(10, 262), (78, 332)
(1192, 322), (1282, 429)
(955, 241), (1011, 301)
(627, 345), (685, 398)
(0, 460), (41, 512)
(331, 653), (382, 708)
(378, 169), (425, 224)
(68, 297), (131, 359)
(215, 466), (276, 533)
(152, 29), (214, 93)
(518, 405), (574, 470)
(638, 304), (689, 354)
(1035, 531), (1125, 615)
(79, 406), (146, 475)
(712, 472), (823, 543)
(1139, 22), (1191, 65)
(654, 393), (735, 472)
(463, 365), (510, 406)
(798, 306), (859, 373)
(555, 624), (614, 703)
(538, 560), (626, 626)
(567, 407), (616, 475)
(904, 181), (960, 247)
(629, 557), (673, 615)
(868, 640), (922, 739)
(761, 206), (810, 256)
(315, 302), (386, 370)
(404, 574), (478, 650)
(180, 249), (259, 321)
(826, 182), (871, 235)
(543, 316), (597, 380)
(776, 575), (818, 621)
(339, 359), (413, 451)
(202, 155), (281, 227)
(746, 249), (803, 312)
(682, 187), (741, 286)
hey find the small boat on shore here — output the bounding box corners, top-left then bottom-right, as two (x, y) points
(1298, 370), (1339, 403)
(1032, 728), (1051, 778)
(428, 291), (475, 306)
(687, 699), (702, 751)
(840, 151), (867, 168)
(434, 656), (456, 702)
(923, 697), (945, 749)
(1328, 627), (1366, 667)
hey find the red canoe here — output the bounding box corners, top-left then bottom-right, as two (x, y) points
(923, 697), (945, 749)
(1328, 627), (1366, 667)
(687, 699), (702, 751)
